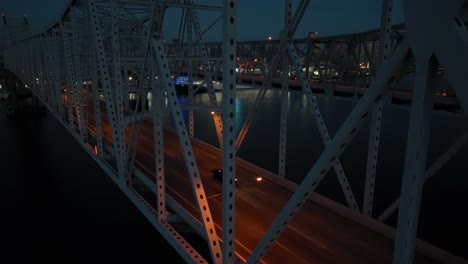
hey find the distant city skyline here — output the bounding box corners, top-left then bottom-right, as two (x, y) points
(0, 0), (404, 43)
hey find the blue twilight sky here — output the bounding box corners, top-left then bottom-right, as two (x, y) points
(0, 0), (404, 43)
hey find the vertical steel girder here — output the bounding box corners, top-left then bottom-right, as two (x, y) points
(188, 63), (195, 137)
(5, 1), (468, 263)
(45, 32), (64, 118)
(60, 20), (86, 137)
(365, 40), (377, 75)
(15, 43), (22, 80)
(18, 44), (25, 80)
(25, 41), (34, 88)
(111, 0), (125, 138)
(122, 66), (130, 109)
(24, 42), (33, 87)
(88, 0), (127, 180)
(187, 2), (224, 148)
(278, 0), (292, 178)
(392, 56), (437, 264)
(221, 1), (237, 263)
(71, 7), (88, 143)
(151, 59), (167, 222)
(18, 43), (26, 81)
(111, 0), (134, 182)
(391, 1), (468, 262)
(125, 2), (159, 190)
(33, 38), (46, 100)
(363, 0), (394, 216)
(60, 22), (77, 130)
(152, 39), (223, 264)
(91, 50), (104, 158)
(40, 35), (51, 105)
(186, 11), (195, 138)
(43, 34), (55, 110)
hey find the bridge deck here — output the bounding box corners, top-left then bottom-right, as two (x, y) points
(87, 104), (464, 264)
(160, 130), (463, 264)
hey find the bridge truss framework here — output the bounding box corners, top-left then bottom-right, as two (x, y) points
(3, 1), (468, 264)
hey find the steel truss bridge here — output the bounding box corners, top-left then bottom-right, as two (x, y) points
(2, 0), (468, 263)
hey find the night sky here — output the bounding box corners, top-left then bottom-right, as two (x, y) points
(0, 0), (404, 42)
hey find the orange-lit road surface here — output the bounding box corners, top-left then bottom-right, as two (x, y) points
(86, 103), (465, 264)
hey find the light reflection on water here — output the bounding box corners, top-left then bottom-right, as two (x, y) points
(182, 88), (467, 187)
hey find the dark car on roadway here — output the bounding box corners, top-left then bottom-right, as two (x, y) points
(211, 169), (238, 184)
(211, 169), (263, 186)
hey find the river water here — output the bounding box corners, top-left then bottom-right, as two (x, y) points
(0, 100), (186, 263)
(1, 85), (467, 261)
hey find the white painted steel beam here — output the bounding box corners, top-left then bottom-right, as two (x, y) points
(5, 1), (468, 263)
(61, 20), (86, 138)
(187, 1), (224, 148)
(278, 0), (291, 178)
(408, 0), (468, 114)
(152, 39), (222, 264)
(91, 52), (104, 158)
(221, 1), (237, 263)
(71, 7), (88, 143)
(33, 38), (46, 100)
(88, 0), (128, 180)
(60, 22), (77, 130)
(39, 35), (51, 105)
(23, 42), (33, 88)
(363, 0), (393, 216)
(113, 0), (139, 183)
(45, 32), (64, 118)
(152, 60), (167, 222)
(391, 2), (468, 260)
(392, 56), (437, 264)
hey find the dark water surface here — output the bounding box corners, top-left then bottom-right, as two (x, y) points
(0, 100), (186, 263)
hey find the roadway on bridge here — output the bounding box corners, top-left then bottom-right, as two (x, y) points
(82, 100), (448, 264)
